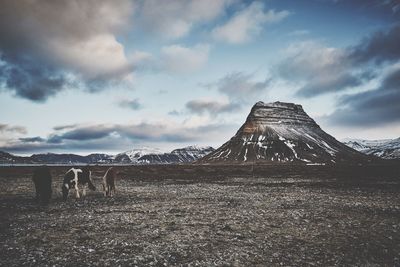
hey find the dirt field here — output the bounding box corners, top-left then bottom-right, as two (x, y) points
(0, 164), (399, 266)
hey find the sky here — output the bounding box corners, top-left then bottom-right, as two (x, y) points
(0, 0), (400, 155)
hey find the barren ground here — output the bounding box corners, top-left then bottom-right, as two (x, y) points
(0, 164), (399, 266)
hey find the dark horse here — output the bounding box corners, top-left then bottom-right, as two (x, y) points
(32, 166), (52, 205)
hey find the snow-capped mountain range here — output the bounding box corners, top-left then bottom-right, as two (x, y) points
(343, 138), (400, 159)
(199, 101), (370, 164)
(0, 146), (214, 165)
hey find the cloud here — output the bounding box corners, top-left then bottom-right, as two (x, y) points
(0, 120), (235, 153)
(275, 24), (400, 129)
(317, 24), (400, 127)
(348, 24), (400, 65)
(49, 33), (133, 81)
(324, 0), (400, 16)
(212, 1), (290, 44)
(127, 44), (210, 74)
(117, 98), (142, 110)
(325, 65), (400, 127)
(278, 41), (346, 80)
(161, 44), (210, 73)
(53, 124), (78, 131)
(191, 71), (270, 115)
(186, 99), (241, 115)
(206, 71), (271, 101)
(139, 0), (232, 39)
(18, 136), (46, 143)
(50, 125), (114, 142)
(277, 40), (373, 98)
(295, 72), (364, 97)
(168, 110), (182, 116)
(128, 50), (158, 73)
(0, 124), (27, 134)
(0, 56), (70, 102)
(278, 25), (400, 98)
(0, 0), (134, 102)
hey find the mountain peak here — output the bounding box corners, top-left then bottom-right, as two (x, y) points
(253, 101), (302, 109)
(199, 101), (370, 164)
(243, 101), (317, 136)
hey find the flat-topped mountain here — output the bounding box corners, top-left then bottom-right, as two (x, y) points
(199, 101), (370, 164)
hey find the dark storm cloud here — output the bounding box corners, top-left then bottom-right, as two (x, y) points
(0, 0), (133, 102)
(348, 24), (400, 64)
(53, 125), (114, 141)
(277, 23), (400, 127)
(295, 72), (364, 98)
(279, 24), (400, 98)
(326, 91), (400, 126)
(0, 57), (68, 102)
(117, 98), (142, 110)
(186, 99), (241, 115)
(1, 136), (134, 154)
(324, 25), (400, 126)
(320, 0), (400, 16)
(326, 67), (400, 126)
(19, 136), (46, 143)
(380, 66), (400, 90)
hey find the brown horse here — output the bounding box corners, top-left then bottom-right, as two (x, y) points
(102, 167), (116, 197)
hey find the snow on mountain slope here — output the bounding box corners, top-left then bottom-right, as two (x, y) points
(199, 101), (370, 164)
(134, 146), (215, 164)
(344, 138), (400, 159)
(0, 146), (214, 165)
(114, 147), (164, 163)
(170, 146), (215, 162)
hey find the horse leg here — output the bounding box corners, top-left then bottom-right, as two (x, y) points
(75, 185), (80, 198)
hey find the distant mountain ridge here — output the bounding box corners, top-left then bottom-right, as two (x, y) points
(344, 138), (400, 159)
(199, 101), (371, 164)
(0, 146), (214, 165)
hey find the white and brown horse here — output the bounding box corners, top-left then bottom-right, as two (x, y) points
(62, 167), (96, 200)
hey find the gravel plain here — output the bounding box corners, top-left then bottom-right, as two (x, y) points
(0, 164), (399, 266)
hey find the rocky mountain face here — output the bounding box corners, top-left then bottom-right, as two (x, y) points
(344, 138), (400, 159)
(199, 101), (370, 164)
(0, 146), (214, 165)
